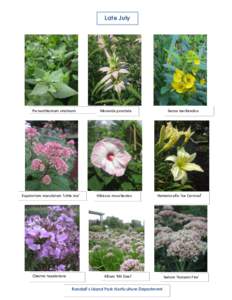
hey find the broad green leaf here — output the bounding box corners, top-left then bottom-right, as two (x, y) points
(121, 182), (134, 191)
(160, 86), (169, 95)
(49, 69), (64, 82)
(30, 83), (48, 96)
(88, 175), (104, 191)
(52, 83), (77, 99)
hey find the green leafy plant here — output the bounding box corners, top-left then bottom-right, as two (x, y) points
(89, 35), (141, 106)
(155, 121), (209, 191)
(25, 35), (78, 105)
(154, 35), (207, 105)
(88, 121), (142, 191)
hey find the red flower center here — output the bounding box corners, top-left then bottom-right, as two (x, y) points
(107, 152), (114, 161)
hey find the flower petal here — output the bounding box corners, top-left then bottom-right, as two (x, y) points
(91, 141), (108, 168)
(183, 163), (204, 172)
(171, 166), (186, 182)
(188, 152), (196, 163)
(115, 151), (132, 167)
(165, 155), (177, 162)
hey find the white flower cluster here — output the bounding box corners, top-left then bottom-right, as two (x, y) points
(155, 206), (207, 263)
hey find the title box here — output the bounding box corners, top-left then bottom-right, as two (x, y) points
(97, 11), (139, 25)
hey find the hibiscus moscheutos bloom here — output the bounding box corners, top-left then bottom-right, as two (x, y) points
(91, 138), (132, 177)
(165, 147), (204, 184)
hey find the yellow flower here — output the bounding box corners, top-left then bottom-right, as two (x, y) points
(200, 79), (206, 85)
(183, 73), (196, 89)
(194, 58), (200, 65)
(161, 128), (181, 152)
(173, 69), (184, 83)
(172, 69), (196, 93)
(172, 81), (186, 93)
(183, 127), (195, 144)
(165, 147), (204, 184)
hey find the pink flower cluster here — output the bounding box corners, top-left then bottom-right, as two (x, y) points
(26, 127), (39, 139)
(31, 159), (45, 171)
(120, 259), (143, 271)
(30, 141), (76, 184)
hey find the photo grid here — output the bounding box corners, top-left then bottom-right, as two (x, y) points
(22, 33), (210, 285)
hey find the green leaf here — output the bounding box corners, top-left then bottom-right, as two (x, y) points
(88, 175), (104, 191)
(160, 86), (169, 95)
(30, 83), (48, 96)
(120, 182), (134, 191)
(52, 83), (77, 99)
(49, 69), (64, 82)
(131, 174), (142, 184)
(95, 99), (120, 105)
(127, 85), (141, 99)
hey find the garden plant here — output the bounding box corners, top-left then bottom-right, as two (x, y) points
(88, 35), (141, 106)
(89, 213), (144, 271)
(25, 121), (78, 191)
(25, 205), (80, 271)
(154, 35), (207, 105)
(155, 121), (209, 191)
(25, 35), (78, 105)
(155, 205), (207, 272)
(88, 120), (142, 191)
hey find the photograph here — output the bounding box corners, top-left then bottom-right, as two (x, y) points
(25, 205), (80, 271)
(88, 35), (141, 106)
(154, 35), (207, 106)
(155, 121), (209, 191)
(25, 121), (78, 191)
(154, 205), (207, 272)
(25, 34), (78, 106)
(89, 206), (144, 271)
(88, 120), (142, 191)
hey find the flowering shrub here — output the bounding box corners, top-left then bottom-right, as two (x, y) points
(25, 35), (78, 106)
(154, 35), (207, 105)
(88, 121), (142, 191)
(155, 206), (207, 272)
(25, 121), (78, 191)
(89, 216), (144, 271)
(89, 35), (141, 106)
(155, 121), (209, 191)
(25, 205), (80, 271)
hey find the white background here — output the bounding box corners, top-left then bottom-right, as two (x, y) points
(0, 0), (231, 299)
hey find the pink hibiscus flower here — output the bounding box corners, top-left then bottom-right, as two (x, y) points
(91, 138), (132, 177)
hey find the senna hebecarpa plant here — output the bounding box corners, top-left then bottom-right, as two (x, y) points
(154, 35), (207, 106)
